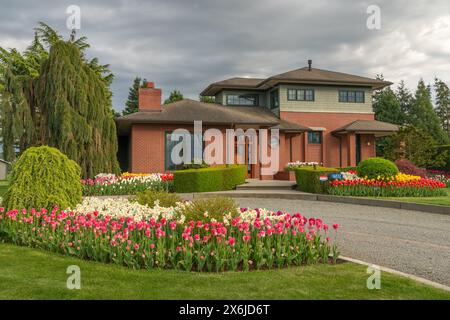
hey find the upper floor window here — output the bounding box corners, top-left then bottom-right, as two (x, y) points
(226, 94), (259, 106)
(339, 90), (365, 103)
(270, 89), (279, 109)
(287, 89), (314, 101)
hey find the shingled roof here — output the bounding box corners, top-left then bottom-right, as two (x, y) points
(332, 120), (399, 137)
(116, 99), (309, 134)
(200, 67), (391, 96)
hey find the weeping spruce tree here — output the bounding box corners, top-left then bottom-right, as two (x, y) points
(35, 41), (120, 177)
(0, 23), (120, 177)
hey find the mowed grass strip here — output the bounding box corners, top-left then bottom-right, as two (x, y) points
(0, 244), (448, 300)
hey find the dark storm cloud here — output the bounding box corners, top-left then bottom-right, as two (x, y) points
(1, 0), (450, 111)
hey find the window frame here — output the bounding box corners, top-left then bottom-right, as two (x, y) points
(225, 93), (259, 106)
(338, 90), (365, 103)
(164, 131), (204, 170)
(269, 89), (279, 109)
(307, 131), (322, 144)
(287, 88), (315, 101)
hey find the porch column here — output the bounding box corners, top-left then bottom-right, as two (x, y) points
(278, 132), (287, 172)
(346, 132), (356, 167)
(303, 132), (307, 162)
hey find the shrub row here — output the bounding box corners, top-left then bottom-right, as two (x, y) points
(174, 165), (246, 193)
(294, 166), (339, 193)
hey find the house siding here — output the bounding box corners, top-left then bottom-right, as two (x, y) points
(279, 85), (373, 114)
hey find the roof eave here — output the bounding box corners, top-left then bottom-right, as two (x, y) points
(260, 78), (392, 90)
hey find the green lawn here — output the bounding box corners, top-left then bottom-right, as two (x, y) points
(386, 188), (450, 206)
(0, 243), (448, 300)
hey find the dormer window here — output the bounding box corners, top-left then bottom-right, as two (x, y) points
(287, 89), (314, 101)
(226, 94), (259, 106)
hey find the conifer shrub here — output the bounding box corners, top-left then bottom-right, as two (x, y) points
(177, 197), (238, 222)
(3, 146), (82, 210)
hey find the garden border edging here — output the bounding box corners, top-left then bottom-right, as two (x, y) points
(338, 255), (450, 292)
(193, 191), (450, 215)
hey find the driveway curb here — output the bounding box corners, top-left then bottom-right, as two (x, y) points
(194, 191), (450, 215)
(339, 255), (450, 292)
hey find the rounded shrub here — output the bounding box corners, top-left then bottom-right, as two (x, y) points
(177, 197), (238, 222)
(356, 157), (399, 180)
(3, 146), (82, 210)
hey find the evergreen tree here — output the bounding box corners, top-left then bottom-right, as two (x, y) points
(122, 76), (146, 115)
(384, 126), (447, 168)
(373, 82), (405, 156)
(164, 90), (183, 104)
(434, 78), (450, 137)
(395, 80), (413, 121)
(0, 22), (120, 177)
(409, 79), (449, 144)
(373, 87), (404, 124)
(200, 95), (215, 103)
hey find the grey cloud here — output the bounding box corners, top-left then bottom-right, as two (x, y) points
(1, 0), (450, 111)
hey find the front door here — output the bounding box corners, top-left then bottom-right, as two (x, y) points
(355, 134), (361, 165)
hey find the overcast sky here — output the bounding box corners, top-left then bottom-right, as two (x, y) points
(1, 0), (450, 111)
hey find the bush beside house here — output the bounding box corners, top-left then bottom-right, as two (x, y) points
(174, 165), (246, 193)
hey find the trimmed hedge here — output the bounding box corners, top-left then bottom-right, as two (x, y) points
(174, 165), (246, 193)
(3, 146), (82, 210)
(356, 157), (399, 180)
(336, 166), (357, 172)
(295, 166), (339, 194)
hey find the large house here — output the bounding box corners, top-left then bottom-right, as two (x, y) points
(116, 61), (398, 179)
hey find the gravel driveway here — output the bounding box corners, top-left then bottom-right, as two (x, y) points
(234, 198), (450, 286)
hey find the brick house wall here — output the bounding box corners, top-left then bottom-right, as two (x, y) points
(280, 111), (376, 167)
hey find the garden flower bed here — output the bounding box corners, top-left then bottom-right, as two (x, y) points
(327, 172), (446, 197)
(426, 170), (450, 187)
(82, 172), (174, 196)
(0, 199), (339, 272)
(285, 161), (320, 171)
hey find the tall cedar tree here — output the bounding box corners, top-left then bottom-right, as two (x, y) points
(0, 23), (120, 177)
(373, 76), (405, 156)
(384, 126), (447, 168)
(396, 80), (413, 120)
(409, 79), (449, 144)
(122, 77), (147, 115)
(36, 41), (120, 177)
(164, 90), (183, 104)
(373, 77), (405, 125)
(434, 78), (450, 137)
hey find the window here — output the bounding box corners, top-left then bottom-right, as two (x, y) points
(270, 89), (279, 109)
(308, 131), (322, 144)
(339, 90), (365, 103)
(165, 132), (203, 170)
(287, 89), (314, 101)
(288, 89), (297, 100)
(226, 94), (259, 106)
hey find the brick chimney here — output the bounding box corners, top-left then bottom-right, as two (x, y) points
(138, 81), (162, 111)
